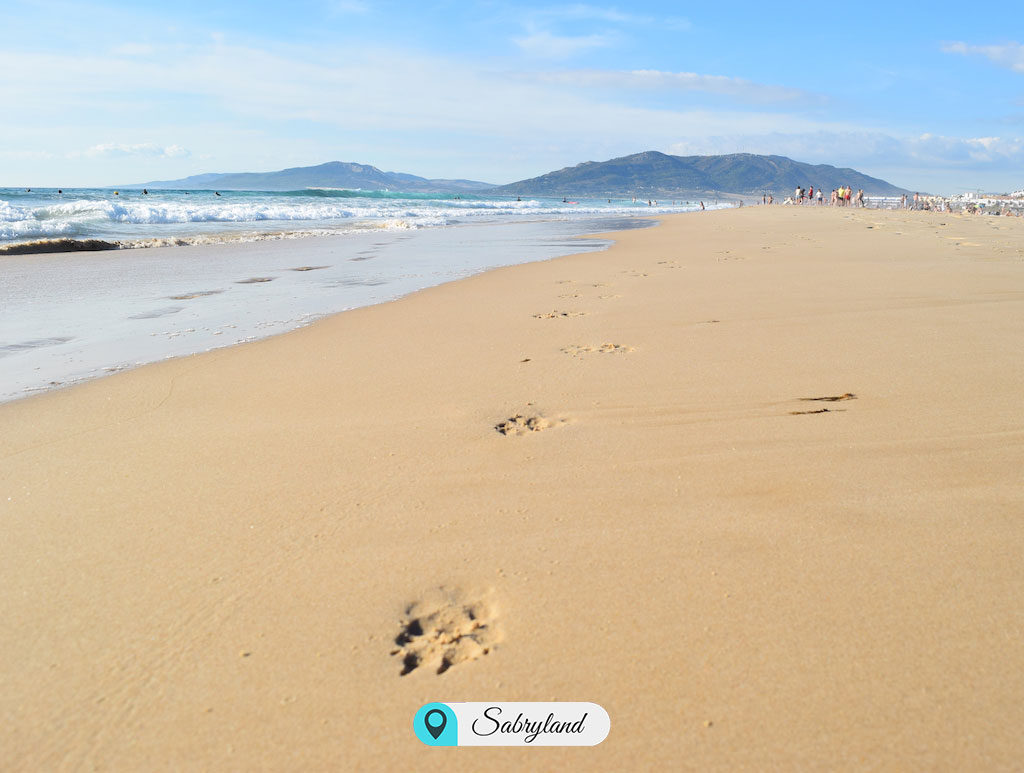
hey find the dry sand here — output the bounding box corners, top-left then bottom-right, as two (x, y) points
(2, 206), (1023, 770)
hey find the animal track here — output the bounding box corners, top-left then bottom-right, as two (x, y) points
(392, 589), (500, 675)
(532, 311), (587, 319)
(789, 393), (856, 415)
(561, 343), (634, 357)
(495, 413), (564, 435)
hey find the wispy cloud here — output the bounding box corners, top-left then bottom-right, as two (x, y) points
(513, 29), (615, 59)
(942, 41), (1024, 73)
(531, 69), (822, 104)
(669, 131), (1024, 169)
(532, 4), (653, 24)
(84, 143), (191, 159)
(528, 4), (689, 28)
(908, 133), (1024, 163)
(509, 5), (688, 60)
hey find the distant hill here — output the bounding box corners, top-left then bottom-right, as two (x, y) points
(493, 151), (908, 197)
(124, 161), (495, 193)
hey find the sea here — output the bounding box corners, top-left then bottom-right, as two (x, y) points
(0, 187), (725, 404)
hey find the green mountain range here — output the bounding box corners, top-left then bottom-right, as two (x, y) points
(492, 151), (908, 197)
(126, 161), (494, 193)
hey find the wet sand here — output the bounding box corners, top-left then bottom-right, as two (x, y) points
(2, 206), (1023, 770)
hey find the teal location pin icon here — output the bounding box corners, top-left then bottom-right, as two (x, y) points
(415, 703), (457, 746)
(425, 709), (446, 739)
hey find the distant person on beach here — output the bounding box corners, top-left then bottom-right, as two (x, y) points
(700, 201), (705, 211)
(816, 188), (823, 205)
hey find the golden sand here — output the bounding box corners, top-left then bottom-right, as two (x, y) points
(2, 206), (1023, 769)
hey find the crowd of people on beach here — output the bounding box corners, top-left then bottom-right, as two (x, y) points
(772, 185), (866, 207)
(764, 186), (1024, 216)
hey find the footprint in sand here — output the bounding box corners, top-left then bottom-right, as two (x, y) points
(789, 393), (856, 415)
(495, 412), (565, 435)
(532, 310), (587, 319)
(168, 289), (224, 300)
(288, 265), (330, 272)
(392, 588), (500, 676)
(561, 343), (634, 357)
(129, 306), (184, 320)
(236, 276), (276, 284)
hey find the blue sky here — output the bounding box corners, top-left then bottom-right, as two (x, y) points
(2, 0), (1022, 193)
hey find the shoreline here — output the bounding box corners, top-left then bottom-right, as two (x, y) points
(0, 214), (658, 405)
(2, 206), (1023, 770)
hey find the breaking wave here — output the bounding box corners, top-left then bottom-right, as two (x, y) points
(0, 187), (711, 250)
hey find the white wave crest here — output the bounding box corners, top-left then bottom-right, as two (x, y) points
(0, 200), (33, 222)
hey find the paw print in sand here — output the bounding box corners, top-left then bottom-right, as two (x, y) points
(392, 589), (501, 675)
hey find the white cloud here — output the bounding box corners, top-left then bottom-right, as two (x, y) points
(513, 29), (614, 59)
(0, 149), (57, 161)
(907, 133), (1024, 163)
(942, 41), (1024, 73)
(531, 69), (821, 104)
(533, 5), (652, 24)
(84, 143), (191, 159)
(669, 130), (1024, 170)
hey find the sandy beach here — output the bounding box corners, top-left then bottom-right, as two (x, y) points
(2, 206), (1023, 770)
